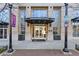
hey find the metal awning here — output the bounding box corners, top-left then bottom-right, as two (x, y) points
(25, 17), (54, 24)
(71, 17), (79, 22)
(0, 21), (9, 25)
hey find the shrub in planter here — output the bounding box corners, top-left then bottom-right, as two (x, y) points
(75, 44), (79, 50)
(0, 48), (6, 53)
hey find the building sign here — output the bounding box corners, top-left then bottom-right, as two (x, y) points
(11, 14), (16, 27)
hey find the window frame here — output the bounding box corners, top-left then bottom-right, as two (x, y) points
(19, 7), (26, 35)
(52, 7), (61, 40)
(0, 9), (9, 23)
(32, 8), (48, 17)
(73, 23), (79, 37)
(18, 7), (26, 41)
(0, 26), (8, 39)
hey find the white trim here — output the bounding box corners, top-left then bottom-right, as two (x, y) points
(0, 38), (8, 40)
(0, 28), (8, 40)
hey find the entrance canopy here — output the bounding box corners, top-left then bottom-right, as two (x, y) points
(25, 17), (54, 24)
(0, 21), (9, 25)
(71, 17), (79, 22)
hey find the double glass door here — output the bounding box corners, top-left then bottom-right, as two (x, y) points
(32, 24), (47, 40)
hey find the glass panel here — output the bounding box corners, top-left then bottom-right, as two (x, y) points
(32, 9), (48, 17)
(73, 25), (79, 37)
(19, 7), (26, 34)
(73, 25), (77, 37)
(33, 25), (46, 39)
(0, 25), (3, 28)
(18, 7), (26, 40)
(20, 10), (26, 18)
(77, 25), (79, 36)
(52, 7), (61, 40)
(0, 9), (9, 23)
(4, 29), (7, 38)
(0, 25), (8, 28)
(0, 29), (3, 38)
(36, 30), (39, 37)
(40, 30), (42, 37)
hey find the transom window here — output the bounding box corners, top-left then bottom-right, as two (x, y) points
(32, 8), (48, 17)
(0, 9), (9, 23)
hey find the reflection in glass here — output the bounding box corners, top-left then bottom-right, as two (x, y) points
(73, 25), (79, 37)
(52, 7), (61, 40)
(0, 29), (3, 38)
(32, 9), (48, 17)
(4, 29), (7, 38)
(36, 30), (38, 37)
(0, 9), (9, 22)
(33, 25), (46, 39)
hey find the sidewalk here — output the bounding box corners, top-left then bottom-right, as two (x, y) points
(2, 49), (79, 56)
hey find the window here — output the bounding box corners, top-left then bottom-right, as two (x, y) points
(72, 9), (79, 18)
(73, 24), (79, 37)
(52, 7), (61, 40)
(32, 9), (48, 17)
(0, 29), (3, 38)
(0, 9), (9, 23)
(18, 7), (26, 40)
(4, 29), (7, 38)
(0, 25), (7, 39)
(19, 7), (26, 34)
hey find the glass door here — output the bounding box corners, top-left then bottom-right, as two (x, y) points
(32, 24), (47, 40)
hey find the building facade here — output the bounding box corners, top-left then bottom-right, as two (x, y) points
(0, 3), (79, 49)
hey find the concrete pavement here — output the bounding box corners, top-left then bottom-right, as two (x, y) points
(2, 49), (79, 56)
